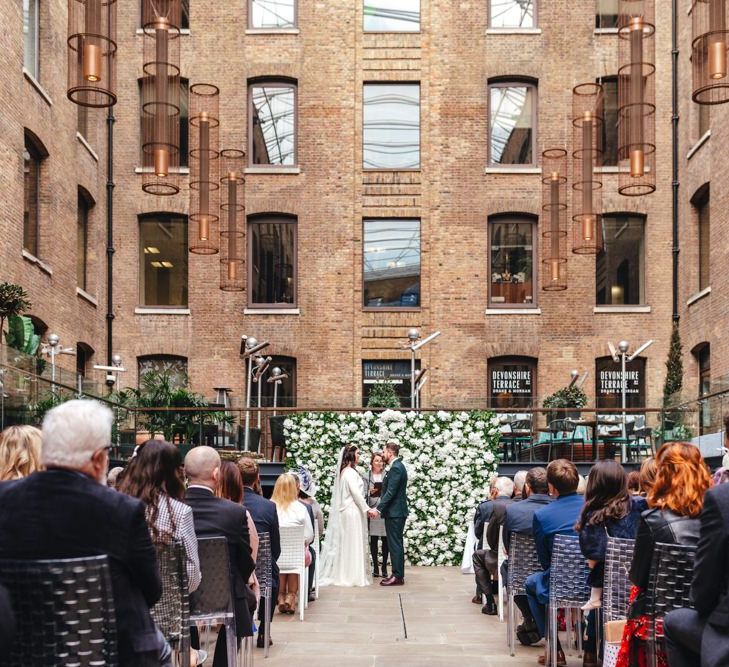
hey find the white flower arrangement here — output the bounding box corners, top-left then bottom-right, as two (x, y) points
(284, 409), (500, 566)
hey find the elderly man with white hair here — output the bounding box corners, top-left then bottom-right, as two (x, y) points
(0, 400), (168, 667)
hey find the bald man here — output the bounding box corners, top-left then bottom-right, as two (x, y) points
(184, 447), (255, 667)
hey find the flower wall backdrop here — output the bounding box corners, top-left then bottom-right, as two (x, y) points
(284, 409), (501, 566)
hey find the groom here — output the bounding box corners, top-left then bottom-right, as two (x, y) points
(368, 441), (408, 586)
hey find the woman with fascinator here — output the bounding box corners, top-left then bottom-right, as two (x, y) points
(318, 444), (371, 587)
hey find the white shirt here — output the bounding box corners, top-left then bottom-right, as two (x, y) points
(276, 500), (314, 545)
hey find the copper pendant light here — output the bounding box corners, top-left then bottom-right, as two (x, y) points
(541, 148), (568, 291)
(141, 0), (182, 195)
(189, 84), (220, 254)
(219, 149), (245, 292)
(617, 0), (656, 195)
(692, 0), (729, 103)
(67, 0), (117, 107)
(571, 83), (604, 255)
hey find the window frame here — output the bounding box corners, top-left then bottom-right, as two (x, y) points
(23, 130), (47, 258)
(77, 187), (94, 291)
(363, 0), (421, 33)
(487, 214), (538, 308)
(596, 213), (646, 306)
(248, 79), (298, 168)
(247, 214), (298, 308)
(260, 355), (297, 407)
(595, 355), (647, 409)
(692, 184), (710, 291)
(595, 0), (619, 29)
(598, 75), (618, 167)
(362, 217), (422, 312)
(488, 0), (537, 29)
(23, 0), (40, 77)
(138, 213), (189, 308)
(487, 355), (538, 410)
(137, 354), (189, 388)
(487, 79), (538, 167)
(248, 0), (297, 29)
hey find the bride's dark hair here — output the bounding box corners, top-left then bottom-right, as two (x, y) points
(340, 445), (358, 472)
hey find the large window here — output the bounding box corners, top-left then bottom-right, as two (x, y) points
(249, 0), (296, 28)
(138, 78), (189, 168)
(23, 0), (39, 77)
(596, 214), (645, 305)
(249, 81), (296, 166)
(77, 188), (93, 290)
(489, 0), (535, 28)
(595, 356), (646, 409)
(138, 355), (188, 388)
(363, 83), (420, 170)
(488, 356), (537, 410)
(364, 0), (420, 31)
(362, 360), (419, 407)
(248, 216), (296, 306)
(139, 215), (188, 307)
(363, 218), (420, 308)
(260, 356), (296, 407)
(694, 185), (710, 291)
(23, 132), (46, 257)
(596, 0), (618, 28)
(599, 76), (618, 166)
(489, 81), (536, 165)
(489, 217), (535, 307)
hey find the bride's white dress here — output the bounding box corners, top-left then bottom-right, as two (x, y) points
(319, 466), (371, 587)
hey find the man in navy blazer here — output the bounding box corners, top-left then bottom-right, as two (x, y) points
(524, 460), (584, 662)
(238, 457), (280, 649)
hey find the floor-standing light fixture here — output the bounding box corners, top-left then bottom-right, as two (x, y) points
(541, 148), (568, 291)
(692, 0), (729, 103)
(267, 366), (289, 416)
(220, 150), (246, 291)
(618, 0), (656, 195)
(608, 338), (654, 461)
(94, 355), (126, 447)
(253, 355), (272, 429)
(141, 0), (181, 195)
(189, 84), (220, 254)
(240, 335), (269, 451)
(67, 0), (117, 107)
(572, 83), (604, 255)
(406, 329), (441, 409)
(41, 334), (76, 391)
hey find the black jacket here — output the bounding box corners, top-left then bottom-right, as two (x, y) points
(503, 493), (553, 551)
(243, 486), (281, 579)
(185, 487), (256, 636)
(0, 470), (162, 666)
(474, 495), (510, 548)
(486, 497), (516, 552)
(629, 506), (702, 590)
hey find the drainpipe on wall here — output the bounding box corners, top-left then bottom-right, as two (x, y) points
(672, 0), (680, 323)
(106, 105), (115, 365)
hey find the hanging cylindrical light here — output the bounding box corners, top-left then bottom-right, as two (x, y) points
(692, 0), (729, 103)
(572, 83), (604, 255)
(541, 148), (568, 291)
(141, 0), (181, 195)
(189, 84), (220, 254)
(617, 0), (656, 195)
(219, 149), (245, 291)
(67, 0), (117, 107)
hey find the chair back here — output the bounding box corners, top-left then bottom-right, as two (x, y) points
(603, 536), (636, 622)
(150, 540), (189, 646)
(549, 534), (591, 607)
(278, 525), (306, 571)
(189, 537), (234, 622)
(645, 542), (697, 625)
(510, 420), (532, 433)
(548, 419), (573, 434)
(507, 532), (542, 595)
(255, 532), (273, 592)
(0, 554), (118, 666)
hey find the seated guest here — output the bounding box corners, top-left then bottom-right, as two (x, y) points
(107, 465), (124, 489)
(0, 400), (167, 667)
(473, 476), (514, 614)
(663, 480), (729, 666)
(525, 459), (584, 666)
(296, 467), (322, 603)
(575, 461), (643, 667)
(184, 447), (256, 667)
(238, 457), (281, 649)
(616, 442), (712, 667)
(471, 476), (505, 604)
(638, 456), (657, 498)
(502, 467), (552, 645)
(627, 470), (641, 496)
(0, 425), (42, 481)
(219, 461), (259, 561)
(271, 473), (313, 614)
(513, 470), (528, 500)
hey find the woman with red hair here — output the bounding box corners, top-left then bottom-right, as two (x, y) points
(616, 442), (712, 667)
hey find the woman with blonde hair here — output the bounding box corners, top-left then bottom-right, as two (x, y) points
(271, 472), (313, 613)
(0, 425), (42, 481)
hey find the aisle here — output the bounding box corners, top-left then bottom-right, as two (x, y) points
(258, 566), (541, 667)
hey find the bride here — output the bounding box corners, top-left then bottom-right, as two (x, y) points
(319, 444), (371, 587)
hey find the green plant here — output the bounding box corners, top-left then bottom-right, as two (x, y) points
(29, 390), (76, 425)
(542, 385), (588, 410)
(663, 322), (684, 404)
(366, 380), (401, 409)
(0, 283), (31, 343)
(4, 315), (40, 356)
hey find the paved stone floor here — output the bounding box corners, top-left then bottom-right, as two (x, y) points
(251, 566), (572, 667)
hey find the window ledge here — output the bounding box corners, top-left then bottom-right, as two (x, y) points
(22, 249), (53, 275)
(23, 68), (53, 106)
(485, 308), (541, 315)
(135, 307), (191, 315)
(594, 28), (619, 34)
(136, 28), (190, 35)
(134, 166), (190, 174)
(595, 166), (620, 173)
(244, 307), (300, 315)
(593, 305), (651, 314)
(484, 166), (541, 174)
(244, 166), (301, 175)
(245, 28), (300, 34)
(687, 286), (711, 306)
(76, 132), (99, 161)
(76, 287), (98, 307)
(687, 130), (711, 160)
(485, 27), (542, 35)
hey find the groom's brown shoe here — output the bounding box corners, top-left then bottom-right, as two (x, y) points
(380, 577), (404, 586)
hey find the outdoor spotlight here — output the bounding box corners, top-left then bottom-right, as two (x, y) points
(112, 354), (123, 367)
(47, 334), (60, 347)
(407, 328), (420, 341)
(271, 366), (282, 378)
(618, 340), (630, 354)
(571, 369), (579, 379)
(246, 336), (259, 350)
(254, 355), (267, 368)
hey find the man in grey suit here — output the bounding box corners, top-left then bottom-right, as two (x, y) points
(369, 441), (408, 586)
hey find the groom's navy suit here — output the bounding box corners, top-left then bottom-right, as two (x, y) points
(377, 458), (409, 580)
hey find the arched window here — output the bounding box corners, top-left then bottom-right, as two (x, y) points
(595, 355), (646, 409)
(77, 187), (95, 290)
(76, 342), (94, 378)
(692, 184), (710, 292)
(23, 130), (48, 257)
(488, 214), (537, 307)
(596, 214), (645, 305)
(139, 213), (189, 306)
(137, 354), (188, 388)
(249, 79), (297, 166)
(488, 356), (537, 409)
(248, 214), (297, 306)
(488, 78), (537, 166)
